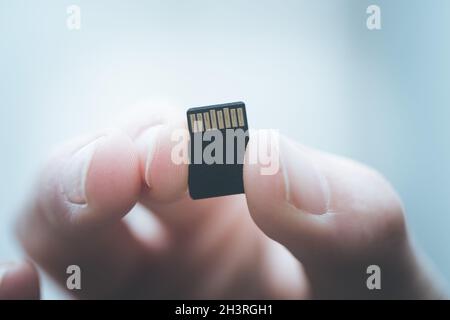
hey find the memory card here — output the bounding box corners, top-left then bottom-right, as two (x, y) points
(187, 101), (249, 199)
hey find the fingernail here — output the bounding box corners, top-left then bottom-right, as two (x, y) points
(62, 136), (106, 204)
(135, 125), (163, 188)
(280, 138), (329, 214)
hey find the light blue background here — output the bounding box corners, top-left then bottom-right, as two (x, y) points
(1, 1), (449, 298)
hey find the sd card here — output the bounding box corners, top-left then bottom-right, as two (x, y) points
(187, 102), (249, 199)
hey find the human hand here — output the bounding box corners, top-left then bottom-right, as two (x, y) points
(16, 107), (445, 299)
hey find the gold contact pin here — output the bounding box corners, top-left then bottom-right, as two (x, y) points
(190, 114), (197, 132)
(217, 110), (225, 129)
(230, 109), (238, 127)
(196, 113), (203, 132)
(203, 112), (211, 130)
(209, 110), (218, 129)
(223, 108), (231, 128)
(237, 107), (245, 127)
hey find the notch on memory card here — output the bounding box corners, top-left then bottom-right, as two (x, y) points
(187, 101), (249, 199)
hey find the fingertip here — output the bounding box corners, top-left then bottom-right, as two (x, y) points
(37, 129), (142, 230)
(244, 132), (330, 216)
(243, 131), (288, 237)
(243, 132), (328, 250)
(136, 120), (189, 203)
(83, 129), (141, 225)
(0, 260), (40, 300)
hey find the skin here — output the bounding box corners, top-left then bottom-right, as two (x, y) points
(2, 107), (447, 299)
(0, 261), (40, 300)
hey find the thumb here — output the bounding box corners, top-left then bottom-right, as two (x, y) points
(244, 131), (411, 298)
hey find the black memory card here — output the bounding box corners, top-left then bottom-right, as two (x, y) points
(187, 101), (249, 199)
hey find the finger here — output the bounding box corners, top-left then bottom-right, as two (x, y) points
(134, 115), (236, 233)
(17, 130), (154, 298)
(35, 129), (141, 230)
(132, 111), (261, 296)
(244, 132), (407, 297)
(0, 260), (40, 300)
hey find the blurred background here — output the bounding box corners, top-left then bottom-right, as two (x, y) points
(1, 0), (449, 298)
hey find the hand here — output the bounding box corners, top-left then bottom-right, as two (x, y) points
(16, 107), (445, 299)
(0, 260), (40, 299)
